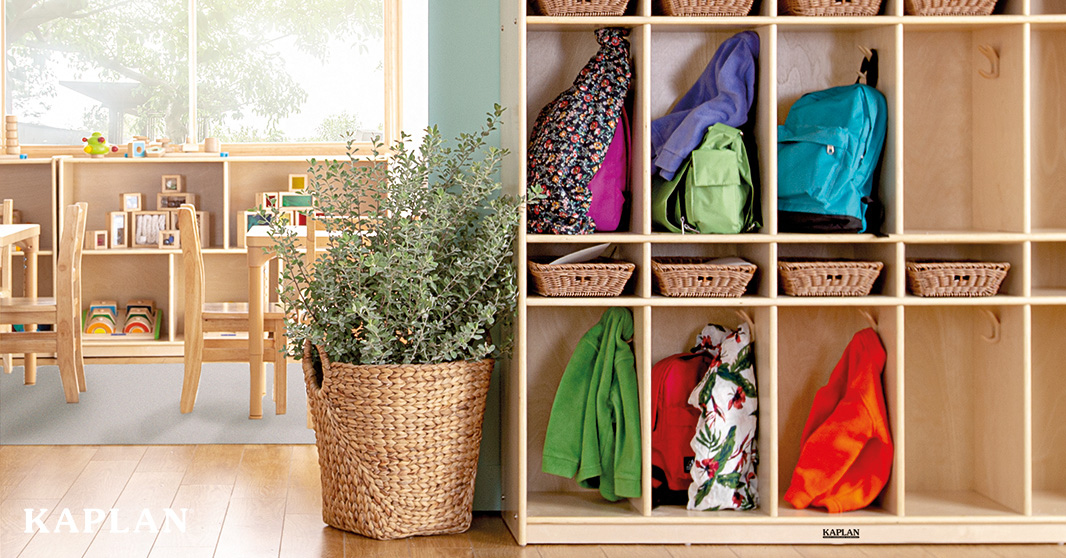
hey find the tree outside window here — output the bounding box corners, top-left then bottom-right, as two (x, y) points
(5, 0), (386, 145)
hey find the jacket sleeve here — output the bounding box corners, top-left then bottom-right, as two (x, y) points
(612, 334), (642, 499)
(541, 323), (604, 479)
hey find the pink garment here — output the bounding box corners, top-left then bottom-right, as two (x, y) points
(588, 108), (629, 232)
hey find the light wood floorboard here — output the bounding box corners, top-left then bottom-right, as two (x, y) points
(2, 444), (1066, 557)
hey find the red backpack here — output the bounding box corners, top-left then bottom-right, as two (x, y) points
(651, 352), (715, 498)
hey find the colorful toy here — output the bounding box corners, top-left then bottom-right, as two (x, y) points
(6, 115), (20, 156)
(88, 230), (108, 250)
(127, 140), (147, 158)
(82, 132), (119, 158)
(83, 301), (119, 334)
(161, 174), (186, 192)
(158, 229), (180, 249)
(124, 300), (157, 334)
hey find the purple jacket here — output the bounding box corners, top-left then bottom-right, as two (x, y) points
(651, 31), (759, 180)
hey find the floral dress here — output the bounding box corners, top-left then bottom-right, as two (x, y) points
(526, 27), (631, 235)
(687, 323), (758, 511)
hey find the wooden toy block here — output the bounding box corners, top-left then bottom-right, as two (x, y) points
(278, 191), (313, 210)
(161, 174), (186, 192)
(120, 192), (144, 211)
(130, 211), (170, 247)
(288, 174), (308, 191)
(237, 210), (272, 249)
(108, 211), (128, 248)
(196, 211), (211, 248)
(158, 229), (180, 249)
(84, 300), (118, 334)
(88, 230), (108, 250)
(255, 191), (280, 210)
(157, 192), (199, 210)
(127, 140), (147, 158)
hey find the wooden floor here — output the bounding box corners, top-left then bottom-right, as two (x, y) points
(2, 445), (1066, 558)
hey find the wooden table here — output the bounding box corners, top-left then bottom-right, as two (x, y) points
(0, 223), (41, 381)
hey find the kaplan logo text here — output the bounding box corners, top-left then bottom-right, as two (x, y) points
(24, 508), (188, 534)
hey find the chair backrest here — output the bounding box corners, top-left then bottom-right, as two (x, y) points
(56, 203), (88, 325)
(177, 205), (204, 329)
(1, 199), (12, 296)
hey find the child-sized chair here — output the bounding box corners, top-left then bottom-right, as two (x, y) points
(0, 203), (87, 403)
(176, 204), (288, 418)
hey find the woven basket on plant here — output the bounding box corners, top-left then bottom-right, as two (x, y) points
(304, 342), (494, 540)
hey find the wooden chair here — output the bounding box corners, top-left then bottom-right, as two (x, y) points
(1, 198), (14, 374)
(177, 204), (288, 417)
(0, 202), (87, 403)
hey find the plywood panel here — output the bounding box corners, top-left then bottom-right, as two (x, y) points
(1030, 306), (1066, 513)
(1030, 29), (1066, 230)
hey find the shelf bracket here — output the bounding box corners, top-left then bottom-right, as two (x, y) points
(977, 44), (999, 79)
(734, 309), (755, 343)
(980, 309), (1001, 344)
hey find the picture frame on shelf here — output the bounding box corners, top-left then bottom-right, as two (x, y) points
(158, 229), (180, 249)
(161, 174), (186, 192)
(108, 211), (128, 248)
(121, 192), (144, 212)
(157, 192), (199, 210)
(88, 230), (108, 250)
(131, 210), (170, 247)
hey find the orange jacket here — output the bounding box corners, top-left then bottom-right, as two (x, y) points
(784, 328), (893, 513)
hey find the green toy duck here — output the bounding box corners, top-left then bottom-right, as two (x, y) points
(82, 132), (119, 158)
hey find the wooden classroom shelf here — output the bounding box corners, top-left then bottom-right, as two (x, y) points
(0, 154), (339, 358)
(502, 0), (1066, 545)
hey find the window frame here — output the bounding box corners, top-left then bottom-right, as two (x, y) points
(1, 0), (422, 157)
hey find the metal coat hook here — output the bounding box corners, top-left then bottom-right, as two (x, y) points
(980, 309), (1001, 343)
(734, 309), (755, 343)
(859, 309), (878, 333)
(978, 44), (999, 79)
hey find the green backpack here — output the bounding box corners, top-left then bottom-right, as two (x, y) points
(651, 123), (759, 234)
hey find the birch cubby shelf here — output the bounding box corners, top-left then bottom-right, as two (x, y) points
(501, 0), (1066, 545)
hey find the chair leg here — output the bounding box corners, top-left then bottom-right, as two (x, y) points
(74, 325), (85, 392)
(273, 320), (287, 415)
(180, 328), (204, 413)
(56, 325), (79, 404)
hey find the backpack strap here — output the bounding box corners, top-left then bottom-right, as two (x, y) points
(856, 49), (878, 89)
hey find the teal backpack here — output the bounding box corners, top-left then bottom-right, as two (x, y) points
(777, 52), (887, 234)
(651, 123), (759, 234)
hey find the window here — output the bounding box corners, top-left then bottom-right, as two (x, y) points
(3, 0), (423, 148)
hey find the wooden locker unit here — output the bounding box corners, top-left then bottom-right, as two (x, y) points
(502, 0), (1066, 545)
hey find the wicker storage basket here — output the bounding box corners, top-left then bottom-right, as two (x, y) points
(778, 260), (883, 297)
(660, 0), (754, 16)
(906, 261), (1009, 297)
(781, 0), (882, 15)
(303, 342), (494, 540)
(536, 0), (628, 15)
(652, 257), (756, 297)
(905, 0), (997, 15)
(529, 258), (635, 297)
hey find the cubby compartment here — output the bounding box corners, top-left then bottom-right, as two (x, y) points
(776, 26), (900, 235)
(525, 26), (645, 235)
(648, 305), (773, 518)
(777, 306), (901, 517)
(1029, 242), (1066, 297)
(1031, 306), (1066, 516)
(527, 241), (644, 298)
(59, 159), (226, 248)
(649, 25), (774, 233)
(1030, 25), (1066, 232)
(79, 253), (175, 354)
(902, 25), (1026, 234)
(228, 160), (315, 247)
(903, 306), (1026, 516)
(903, 242), (1024, 297)
(525, 305), (647, 519)
(650, 243), (771, 298)
(777, 241), (899, 297)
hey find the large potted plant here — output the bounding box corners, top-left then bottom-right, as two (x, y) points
(264, 106), (520, 540)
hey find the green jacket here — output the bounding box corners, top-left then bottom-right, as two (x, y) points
(541, 307), (641, 501)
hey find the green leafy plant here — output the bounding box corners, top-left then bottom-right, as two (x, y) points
(265, 105), (520, 365)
